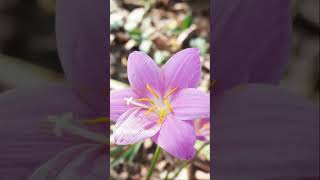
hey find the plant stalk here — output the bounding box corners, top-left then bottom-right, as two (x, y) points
(146, 145), (162, 180)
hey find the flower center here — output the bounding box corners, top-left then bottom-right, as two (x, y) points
(125, 84), (177, 124)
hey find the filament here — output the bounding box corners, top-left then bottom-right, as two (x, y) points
(125, 97), (149, 109)
(164, 99), (173, 112)
(145, 105), (157, 116)
(83, 117), (109, 125)
(164, 87), (177, 99)
(146, 84), (159, 99)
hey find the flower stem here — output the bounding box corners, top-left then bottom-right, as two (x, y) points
(146, 145), (162, 180)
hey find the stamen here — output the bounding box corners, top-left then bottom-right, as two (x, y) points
(48, 113), (108, 144)
(83, 117), (109, 125)
(194, 119), (201, 134)
(164, 87), (177, 99)
(125, 97), (149, 109)
(159, 109), (166, 124)
(146, 84), (159, 99)
(164, 99), (173, 112)
(202, 123), (210, 130)
(145, 105), (157, 116)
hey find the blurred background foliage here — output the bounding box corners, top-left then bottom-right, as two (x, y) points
(0, 0), (319, 179)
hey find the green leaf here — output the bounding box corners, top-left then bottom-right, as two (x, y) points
(128, 142), (142, 163)
(180, 14), (192, 30)
(110, 146), (124, 157)
(111, 145), (135, 167)
(111, 142), (143, 167)
(128, 28), (142, 41)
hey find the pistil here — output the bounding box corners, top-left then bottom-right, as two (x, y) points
(125, 97), (150, 109)
(47, 113), (108, 144)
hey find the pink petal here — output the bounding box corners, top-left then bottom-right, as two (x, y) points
(127, 51), (163, 98)
(56, 0), (108, 119)
(110, 89), (137, 122)
(29, 144), (106, 180)
(171, 88), (210, 121)
(212, 1), (290, 93)
(162, 48), (201, 91)
(113, 108), (161, 145)
(152, 116), (196, 160)
(195, 118), (210, 141)
(0, 84), (84, 179)
(214, 84), (319, 178)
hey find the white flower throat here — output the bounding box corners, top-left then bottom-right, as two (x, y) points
(125, 84), (177, 124)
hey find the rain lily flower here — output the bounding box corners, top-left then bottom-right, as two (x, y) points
(194, 118), (210, 142)
(212, 0), (319, 179)
(0, 0), (108, 179)
(111, 48), (210, 160)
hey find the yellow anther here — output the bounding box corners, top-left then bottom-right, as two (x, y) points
(83, 117), (108, 125)
(145, 105), (157, 116)
(164, 87), (177, 100)
(136, 98), (155, 105)
(194, 118), (200, 128)
(159, 109), (166, 124)
(164, 99), (173, 112)
(146, 84), (159, 99)
(202, 123), (210, 130)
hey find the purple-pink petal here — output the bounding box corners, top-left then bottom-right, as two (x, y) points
(195, 118), (210, 142)
(56, 0), (108, 119)
(152, 116), (196, 160)
(0, 84), (84, 180)
(113, 108), (161, 145)
(214, 84), (319, 178)
(127, 51), (163, 98)
(110, 89), (137, 122)
(171, 88), (210, 121)
(212, 0), (290, 93)
(29, 144), (106, 180)
(162, 48), (201, 91)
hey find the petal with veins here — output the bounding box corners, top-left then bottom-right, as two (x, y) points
(152, 116), (196, 160)
(110, 89), (137, 122)
(171, 88), (210, 121)
(127, 51), (163, 98)
(162, 48), (201, 91)
(113, 108), (161, 145)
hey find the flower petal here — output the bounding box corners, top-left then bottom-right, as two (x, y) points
(0, 84), (83, 179)
(113, 108), (161, 145)
(213, 84), (319, 178)
(152, 116), (196, 160)
(171, 88), (210, 121)
(110, 89), (137, 122)
(162, 48), (201, 91)
(212, 0), (290, 92)
(127, 51), (163, 98)
(56, 0), (108, 119)
(195, 118), (210, 141)
(29, 144), (106, 180)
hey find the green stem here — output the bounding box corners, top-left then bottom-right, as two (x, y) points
(146, 145), (162, 180)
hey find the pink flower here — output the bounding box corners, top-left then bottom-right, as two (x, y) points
(111, 48), (210, 160)
(194, 118), (210, 142)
